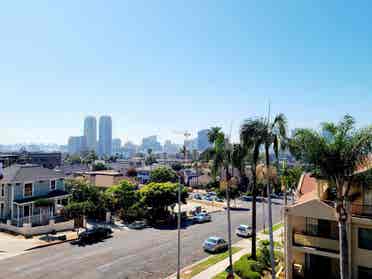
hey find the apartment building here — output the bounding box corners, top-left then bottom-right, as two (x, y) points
(285, 165), (372, 279)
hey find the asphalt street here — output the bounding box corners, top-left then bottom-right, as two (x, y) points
(0, 200), (283, 279)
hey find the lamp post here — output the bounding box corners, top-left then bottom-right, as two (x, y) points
(176, 173), (183, 279)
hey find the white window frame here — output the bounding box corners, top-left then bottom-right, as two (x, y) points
(23, 182), (34, 198)
(50, 179), (56, 191)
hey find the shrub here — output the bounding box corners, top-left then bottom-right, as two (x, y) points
(233, 255), (263, 279)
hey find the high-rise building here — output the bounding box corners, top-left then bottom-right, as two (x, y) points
(140, 135), (162, 153)
(197, 129), (211, 152)
(84, 116), (97, 152)
(68, 136), (87, 155)
(98, 116), (112, 157)
(112, 138), (122, 155)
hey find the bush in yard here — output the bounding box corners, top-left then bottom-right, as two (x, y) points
(233, 255), (263, 279)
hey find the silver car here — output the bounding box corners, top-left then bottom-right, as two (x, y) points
(203, 236), (228, 253)
(193, 212), (212, 223)
(236, 224), (251, 237)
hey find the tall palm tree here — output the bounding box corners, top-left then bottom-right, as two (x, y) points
(241, 114), (287, 278)
(290, 115), (372, 279)
(263, 113), (287, 279)
(231, 143), (248, 191)
(208, 127), (222, 145)
(240, 119), (266, 260)
(209, 128), (234, 277)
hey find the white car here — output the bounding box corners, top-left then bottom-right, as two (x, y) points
(236, 224), (251, 237)
(203, 236), (228, 253)
(193, 212), (212, 223)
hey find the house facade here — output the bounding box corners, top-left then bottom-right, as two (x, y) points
(0, 164), (73, 235)
(285, 168), (372, 279)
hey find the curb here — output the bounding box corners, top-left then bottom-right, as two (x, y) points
(25, 237), (78, 251)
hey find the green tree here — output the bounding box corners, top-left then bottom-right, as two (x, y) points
(207, 127), (222, 144)
(139, 182), (187, 221)
(232, 143), (249, 192)
(92, 162), (107, 171)
(289, 115), (372, 279)
(150, 166), (178, 183)
(106, 180), (138, 214)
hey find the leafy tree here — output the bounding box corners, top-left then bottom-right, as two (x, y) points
(171, 162), (183, 172)
(150, 166), (178, 183)
(92, 162), (107, 171)
(207, 127), (222, 144)
(105, 180), (138, 214)
(139, 182), (187, 221)
(126, 167), (138, 177)
(289, 115), (372, 279)
(232, 143), (249, 192)
(63, 201), (95, 218)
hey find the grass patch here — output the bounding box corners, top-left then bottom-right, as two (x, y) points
(263, 223), (283, 234)
(213, 271), (240, 279)
(181, 247), (242, 279)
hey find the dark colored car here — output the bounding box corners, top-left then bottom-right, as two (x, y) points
(78, 226), (113, 244)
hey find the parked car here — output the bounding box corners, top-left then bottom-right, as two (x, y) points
(78, 226), (113, 244)
(128, 220), (146, 230)
(213, 197), (224, 202)
(240, 195), (253, 201)
(235, 224), (251, 238)
(203, 196), (213, 201)
(203, 236), (228, 253)
(194, 193), (202, 200)
(193, 212), (212, 223)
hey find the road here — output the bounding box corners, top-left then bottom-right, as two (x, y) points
(0, 200), (283, 279)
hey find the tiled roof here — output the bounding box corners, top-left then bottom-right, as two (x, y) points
(0, 164), (65, 183)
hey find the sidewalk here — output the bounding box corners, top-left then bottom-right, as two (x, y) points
(0, 230), (77, 261)
(167, 227), (283, 279)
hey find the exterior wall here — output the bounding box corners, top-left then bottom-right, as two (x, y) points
(351, 219), (372, 279)
(56, 178), (64, 190)
(14, 183), (23, 200)
(93, 175), (122, 188)
(0, 219), (74, 236)
(33, 181), (51, 196)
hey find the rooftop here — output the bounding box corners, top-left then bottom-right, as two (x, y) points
(0, 164), (65, 183)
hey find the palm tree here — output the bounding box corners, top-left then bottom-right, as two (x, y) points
(231, 143), (248, 192)
(240, 119), (266, 260)
(263, 113), (287, 279)
(290, 115), (372, 279)
(209, 128), (234, 277)
(240, 113), (287, 278)
(208, 127), (222, 144)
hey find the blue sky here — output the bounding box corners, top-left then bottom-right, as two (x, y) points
(1, 1), (371, 145)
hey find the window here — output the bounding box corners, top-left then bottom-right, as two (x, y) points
(24, 183), (33, 197)
(305, 217), (318, 235)
(23, 205), (30, 217)
(1, 184), (4, 197)
(50, 180), (56, 190)
(0, 203), (4, 218)
(358, 228), (372, 250)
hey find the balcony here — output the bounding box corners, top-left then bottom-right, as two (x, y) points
(351, 203), (372, 219)
(293, 232), (339, 252)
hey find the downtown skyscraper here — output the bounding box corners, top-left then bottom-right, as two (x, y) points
(98, 115), (112, 157)
(84, 116), (97, 152)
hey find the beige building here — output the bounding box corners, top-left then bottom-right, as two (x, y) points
(285, 166), (372, 279)
(76, 170), (126, 188)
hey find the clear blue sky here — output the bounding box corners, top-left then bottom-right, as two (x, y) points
(1, 1), (371, 145)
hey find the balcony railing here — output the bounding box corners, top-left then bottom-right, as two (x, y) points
(351, 203), (372, 218)
(293, 232), (339, 252)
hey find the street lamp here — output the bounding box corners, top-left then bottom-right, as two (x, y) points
(176, 172), (183, 279)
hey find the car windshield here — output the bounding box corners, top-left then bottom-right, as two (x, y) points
(207, 238), (218, 244)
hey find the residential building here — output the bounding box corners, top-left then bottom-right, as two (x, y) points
(68, 136), (87, 155)
(136, 167), (151, 184)
(0, 164), (73, 235)
(112, 138), (122, 155)
(285, 164), (372, 279)
(98, 116), (112, 157)
(84, 116), (97, 152)
(197, 129), (211, 152)
(0, 152), (62, 169)
(75, 170), (125, 188)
